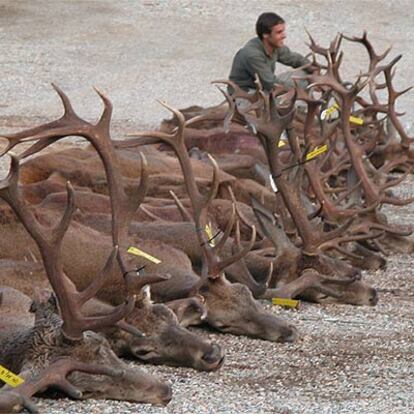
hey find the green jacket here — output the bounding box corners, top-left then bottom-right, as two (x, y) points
(229, 37), (309, 92)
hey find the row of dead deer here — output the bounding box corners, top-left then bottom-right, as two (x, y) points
(0, 32), (413, 412)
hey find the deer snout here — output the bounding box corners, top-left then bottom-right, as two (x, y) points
(201, 343), (225, 370)
(255, 313), (299, 343)
(350, 267), (362, 280)
(369, 288), (378, 306)
(158, 384), (173, 406)
(279, 325), (298, 343)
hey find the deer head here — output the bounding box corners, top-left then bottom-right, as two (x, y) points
(83, 287), (224, 371)
(0, 91), (173, 409)
(121, 102), (299, 343)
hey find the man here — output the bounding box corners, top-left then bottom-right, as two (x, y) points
(229, 12), (311, 96)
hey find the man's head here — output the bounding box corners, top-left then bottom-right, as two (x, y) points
(256, 12), (286, 49)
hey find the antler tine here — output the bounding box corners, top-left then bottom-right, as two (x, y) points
(126, 152), (149, 213)
(318, 217), (354, 244)
(157, 99), (187, 141)
(170, 190), (193, 222)
(214, 223), (256, 276)
(93, 87), (113, 132)
(202, 154), (220, 207)
(227, 185), (265, 238)
(235, 218), (242, 245)
(139, 204), (168, 222)
(265, 261), (273, 288)
(52, 83), (79, 118)
(212, 203), (236, 252)
(328, 32), (343, 60)
(213, 79), (261, 128)
(305, 29), (329, 58)
(51, 181), (76, 245)
(212, 79), (258, 103)
(213, 84), (237, 132)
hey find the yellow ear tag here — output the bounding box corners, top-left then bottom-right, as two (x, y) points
(349, 115), (364, 125)
(320, 103), (339, 120)
(0, 364), (24, 387)
(272, 298), (300, 308)
(277, 130), (288, 147)
(205, 222), (216, 247)
(306, 144), (328, 161)
(127, 247), (161, 264)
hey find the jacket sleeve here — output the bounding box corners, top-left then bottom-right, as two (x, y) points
(243, 51), (278, 91)
(277, 46), (309, 68)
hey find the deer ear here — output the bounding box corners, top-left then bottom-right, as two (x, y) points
(194, 293), (205, 304)
(136, 285), (152, 308)
(32, 288), (53, 303)
(30, 288), (54, 313)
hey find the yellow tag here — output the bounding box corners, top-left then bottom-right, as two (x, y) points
(325, 103), (339, 116)
(272, 298), (300, 308)
(320, 103), (339, 120)
(278, 130), (288, 147)
(306, 144), (328, 160)
(205, 222), (215, 247)
(349, 115), (364, 125)
(321, 103), (364, 125)
(127, 247), (161, 264)
(0, 364), (24, 387)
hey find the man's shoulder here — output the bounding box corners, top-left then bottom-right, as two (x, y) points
(276, 46), (293, 56)
(239, 37), (265, 58)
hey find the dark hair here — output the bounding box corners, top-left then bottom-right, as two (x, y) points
(256, 12), (285, 40)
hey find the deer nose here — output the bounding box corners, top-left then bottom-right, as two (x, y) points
(279, 325), (298, 343)
(369, 289), (378, 306)
(159, 384), (173, 406)
(201, 344), (224, 368)
(346, 266), (362, 280)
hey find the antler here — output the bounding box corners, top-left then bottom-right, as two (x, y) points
(119, 102), (256, 280)
(0, 155), (134, 341)
(0, 85), (149, 276)
(342, 30), (392, 106)
(0, 357), (124, 413)
(306, 46), (414, 209)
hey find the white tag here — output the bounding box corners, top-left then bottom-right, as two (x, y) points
(269, 174), (278, 193)
(320, 109), (327, 120)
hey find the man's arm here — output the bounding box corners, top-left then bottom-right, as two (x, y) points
(277, 46), (310, 68)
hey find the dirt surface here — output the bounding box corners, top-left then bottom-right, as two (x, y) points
(0, 0), (413, 132)
(0, 1), (413, 414)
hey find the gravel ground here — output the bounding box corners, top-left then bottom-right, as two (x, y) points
(0, 1), (413, 413)
(0, 0), (413, 132)
(32, 191), (414, 414)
